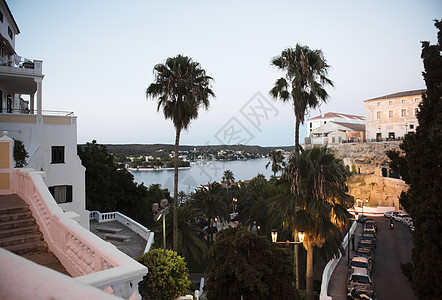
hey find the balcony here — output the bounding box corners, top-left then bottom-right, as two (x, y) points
(0, 56), (43, 77)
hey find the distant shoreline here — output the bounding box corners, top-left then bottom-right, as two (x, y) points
(128, 166), (191, 172)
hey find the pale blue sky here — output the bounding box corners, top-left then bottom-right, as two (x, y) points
(8, 0), (441, 146)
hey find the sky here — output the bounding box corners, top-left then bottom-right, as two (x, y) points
(8, 0), (441, 146)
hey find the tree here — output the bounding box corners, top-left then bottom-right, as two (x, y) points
(13, 139), (28, 168)
(221, 169), (235, 188)
(281, 147), (352, 300)
(270, 44), (333, 153)
(190, 182), (228, 244)
(146, 54), (215, 251)
(265, 149), (285, 177)
(205, 225), (298, 300)
(136, 249), (191, 300)
(152, 204), (208, 262)
(387, 20), (442, 299)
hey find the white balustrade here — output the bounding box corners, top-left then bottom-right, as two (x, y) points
(10, 168), (147, 299)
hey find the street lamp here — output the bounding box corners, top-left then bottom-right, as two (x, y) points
(232, 198), (237, 213)
(271, 229), (305, 289)
(153, 199), (169, 255)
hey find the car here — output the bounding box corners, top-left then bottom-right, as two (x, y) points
(355, 247), (375, 263)
(347, 268), (374, 297)
(363, 225), (376, 235)
(365, 219), (377, 229)
(359, 240), (375, 252)
(397, 213), (410, 223)
(361, 234), (376, 248)
(349, 256), (373, 275)
(384, 211), (395, 218)
(392, 212), (408, 222)
(402, 217), (413, 227)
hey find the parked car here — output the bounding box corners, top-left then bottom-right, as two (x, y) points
(361, 234), (376, 248)
(365, 219), (377, 230)
(357, 215), (368, 223)
(384, 211), (395, 218)
(403, 217), (413, 227)
(347, 268), (374, 297)
(359, 240), (375, 252)
(363, 225), (376, 236)
(349, 256), (373, 275)
(355, 247), (375, 263)
(392, 213), (408, 222)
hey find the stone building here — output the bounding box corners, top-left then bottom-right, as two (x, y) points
(364, 89), (426, 141)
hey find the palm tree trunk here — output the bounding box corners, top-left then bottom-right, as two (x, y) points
(294, 117), (301, 154)
(306, 243), (314, 300)
(173, 127), (181, 252)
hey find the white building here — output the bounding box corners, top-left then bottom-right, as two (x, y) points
(309, 121), (366, 145)
(306, 112), (365, 144)
(0, 0), (89, 229)
(364, 89), (425, 141)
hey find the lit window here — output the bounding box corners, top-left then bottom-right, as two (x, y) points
(389, 110), (394, 118)
(389, 100), (393, 105)
(377, 111), (382, 119)
(401, 109), (406, 117)
(51, 146), (65, 164)
(401, 99), (406, 104)
(49, 185), (73, 204)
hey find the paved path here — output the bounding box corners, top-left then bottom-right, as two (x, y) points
(328, 223), (362, 299)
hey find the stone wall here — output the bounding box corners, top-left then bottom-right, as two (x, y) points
(326, 142), (407, 209)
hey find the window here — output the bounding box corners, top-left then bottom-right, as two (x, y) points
(377, 111), (382, 119)
(310, 122), (312, 128)
(414, 98), (420, 103)
(377, 102), (381, 107)
(8, 26), (12, 39)
(409, 124), (414, 129)
(389, 100), (393, 105)
(401, 109), (406, 117)
(415, 108), (419, 116)
(389, 110), (394, 118)
(49, 185), (73, 204)
(51, 146), (65, 163)
(0, 10), (3, 22)
(401, 99), (406, 104)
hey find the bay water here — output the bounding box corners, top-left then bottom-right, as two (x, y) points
(129, 158), (273, 195)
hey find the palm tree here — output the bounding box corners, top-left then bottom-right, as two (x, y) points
(146, 54), (215, 251)
(265, 149), (285, 177)
(270, 44), (333, 153)
(280, 146), (352, 300)
(153, 204), (208, 262)
(221, 169), (235, 188)
(190, 182), (229, 244)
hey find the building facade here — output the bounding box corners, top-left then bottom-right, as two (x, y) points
(0, 0), (89, 229)
(306, 112), (365, 145)
(364, 89), (425, 141)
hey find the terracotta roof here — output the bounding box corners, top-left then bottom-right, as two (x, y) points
(333, 122), (365, 132)
(308, 112), (365, 121)
(364, 89), (426, 102)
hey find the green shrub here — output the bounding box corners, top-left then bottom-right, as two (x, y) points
(136, 249), (191, 300)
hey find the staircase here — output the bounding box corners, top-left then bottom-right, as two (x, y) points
(0, 194), (69, 275)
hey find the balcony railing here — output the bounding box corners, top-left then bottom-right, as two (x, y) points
(1, 109), (74, 116)
(11, 168), (147, 299)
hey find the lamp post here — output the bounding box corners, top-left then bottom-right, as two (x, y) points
(232, 198), (237, 213)
(153, 199), (169, 255)
(271, 229), (305, 289)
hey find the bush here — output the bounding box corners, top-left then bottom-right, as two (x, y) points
(136, 249), (191, 300)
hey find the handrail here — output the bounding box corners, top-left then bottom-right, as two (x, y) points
(11, 168), (147, 299)
(90, 210), (154, 254)
(0, 109), (75, 116)
(319, 221), (357, 300)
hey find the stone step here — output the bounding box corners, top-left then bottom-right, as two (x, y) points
(0, 232), (44, 247)
(103, 233), (131, 242)
(3, 240), (48, 255)
(0, 206), (29, 215)
(0, 224), (39, 239)
(0, 210), (33, 222)
(0, 218), (37, 230)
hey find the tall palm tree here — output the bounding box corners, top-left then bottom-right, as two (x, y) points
(221, 169), (235, 188)
(265, 149), (285, 177)
(190, 182), (228, 244)
(270, 44), (333, 153)
(281, 146), (352, 300)
(146, 54), (215, 251)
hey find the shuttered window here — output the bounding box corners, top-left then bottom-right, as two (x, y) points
(48, 185), (73, 203)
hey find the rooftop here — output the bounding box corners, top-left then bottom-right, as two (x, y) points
(364, 89), (426, 102)
(309, 112), (365, 121)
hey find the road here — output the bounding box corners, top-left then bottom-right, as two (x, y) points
(372, 216), (416, 300)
